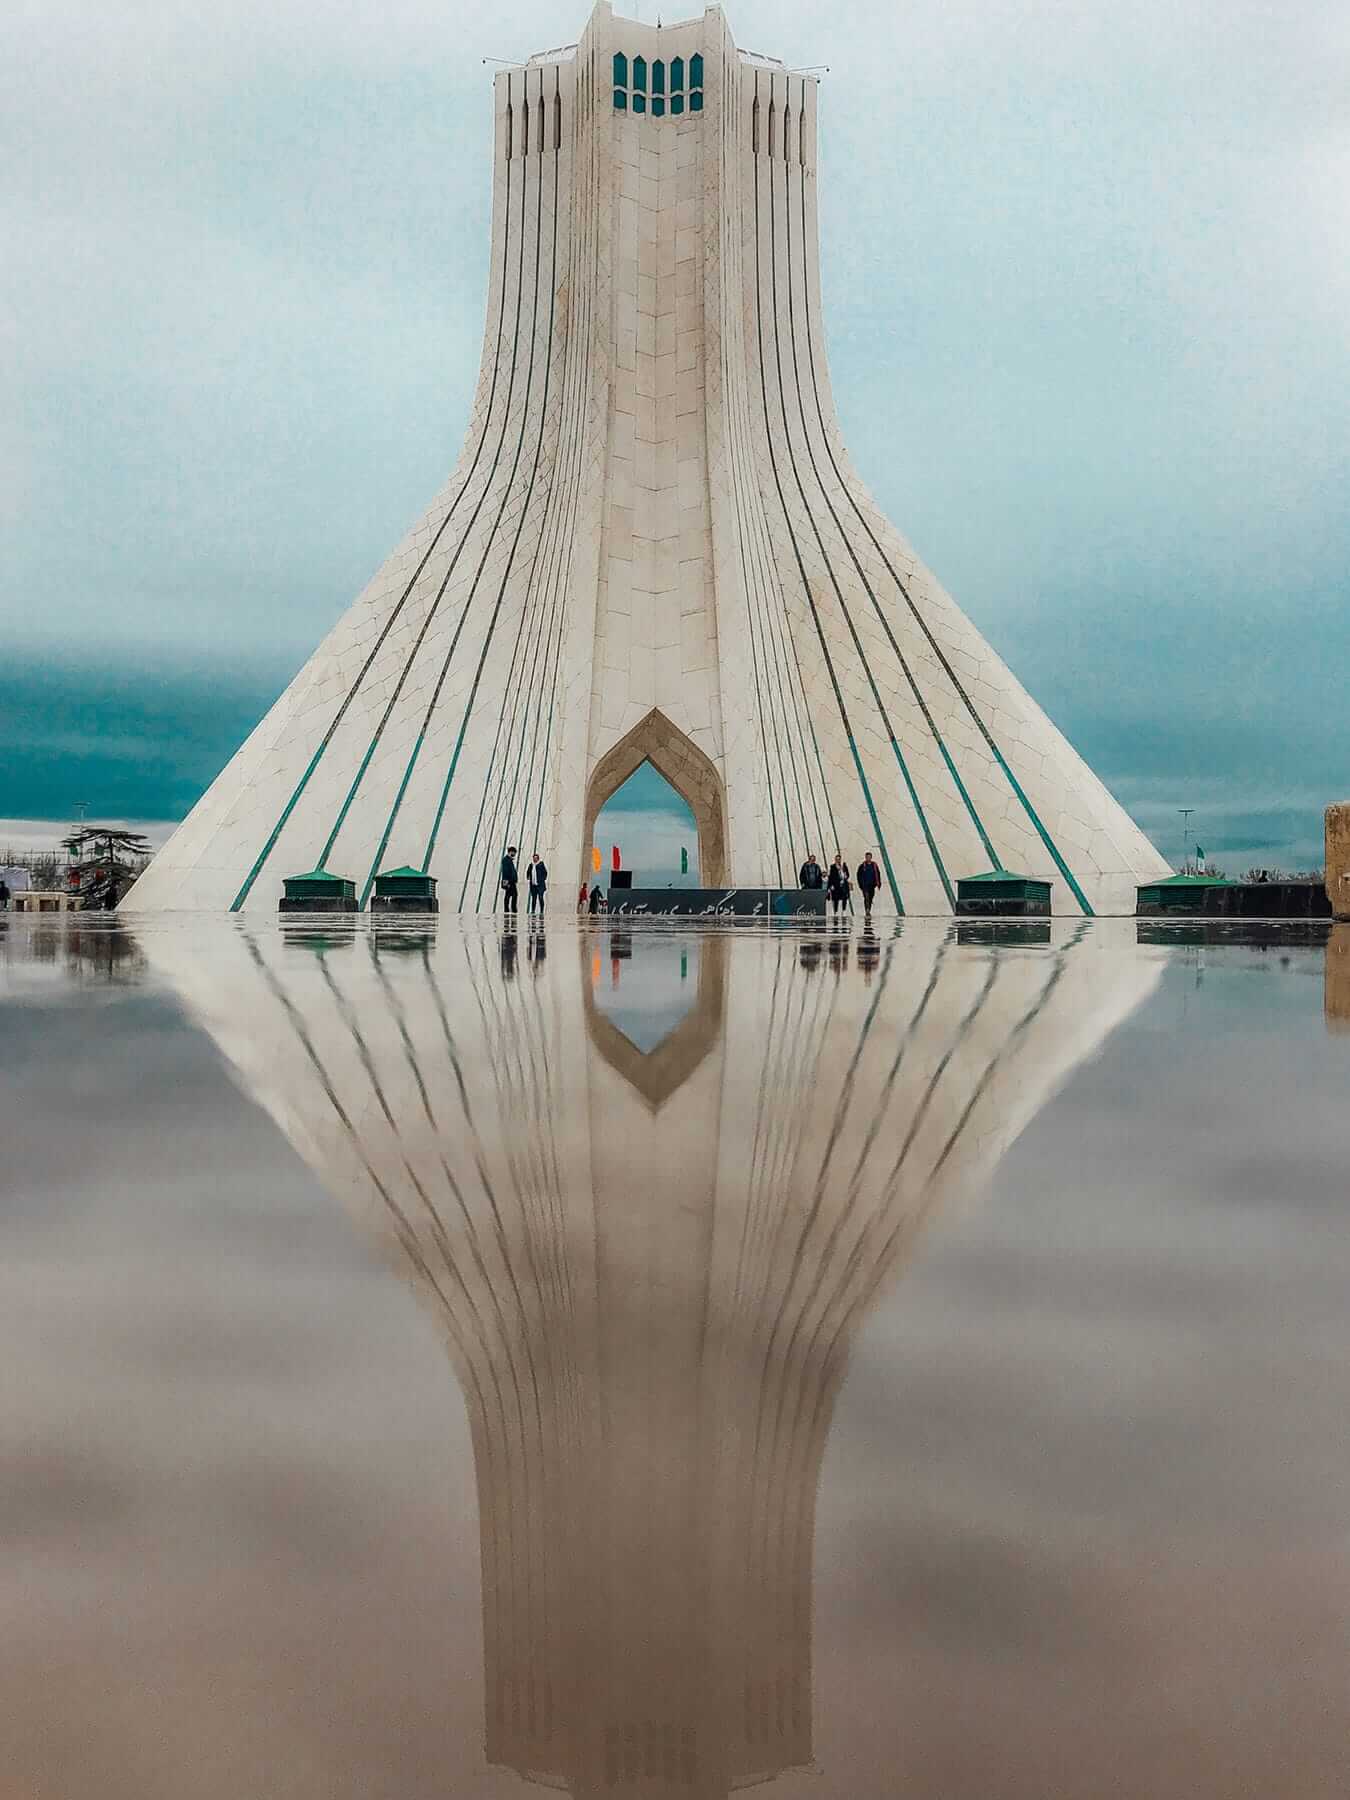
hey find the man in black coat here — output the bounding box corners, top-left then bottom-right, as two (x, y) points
(500, 846), (519, 914)
(798, 851), (824, 889)
(856, 851), (881, 917)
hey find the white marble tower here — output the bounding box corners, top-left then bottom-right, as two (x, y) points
(129, 2), (1168, 917)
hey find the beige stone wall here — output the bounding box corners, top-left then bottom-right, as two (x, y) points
(1325, 803), (1350, 920)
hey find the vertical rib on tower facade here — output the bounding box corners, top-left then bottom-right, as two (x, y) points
(130, 2), (1169, 917)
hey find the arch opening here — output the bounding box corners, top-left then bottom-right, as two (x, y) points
(582, 709), (728, 889)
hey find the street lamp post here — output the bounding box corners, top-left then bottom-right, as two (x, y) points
(1178, 808), (1195, 876)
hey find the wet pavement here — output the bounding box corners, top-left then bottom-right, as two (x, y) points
(2, 913), (1348, 1798)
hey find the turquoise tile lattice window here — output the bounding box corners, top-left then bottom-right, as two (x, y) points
(613, 48), (703, 117)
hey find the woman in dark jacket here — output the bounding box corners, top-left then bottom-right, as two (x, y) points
(826, 856), (850, 916)
(527, 853), (548, 915)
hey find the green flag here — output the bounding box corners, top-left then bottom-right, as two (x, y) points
(680, 846), (688, 873)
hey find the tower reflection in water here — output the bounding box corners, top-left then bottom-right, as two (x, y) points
(151, 919), (1157, 1797)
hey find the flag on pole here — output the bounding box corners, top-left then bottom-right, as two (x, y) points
(1196, 845), (1205, 867)
(612, 844), (621, 871)
(591, 845), (601, 873)
(680, 846), (688, 873)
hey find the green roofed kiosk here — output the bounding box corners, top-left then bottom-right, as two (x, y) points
(279, 869), (357, 914)
(1136, 873), (1237, 916)
(370, 866), (439, 915)
(955, 870), (1052, 918)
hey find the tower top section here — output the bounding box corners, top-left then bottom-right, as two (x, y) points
(502, 2), (813, 142)
(519, 4), (799, 77)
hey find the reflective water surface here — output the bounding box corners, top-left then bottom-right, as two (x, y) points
(3, 915), (1349, 1798)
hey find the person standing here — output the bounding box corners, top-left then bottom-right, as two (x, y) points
(827, 855), (850, 917)
(500, 845), (519, 915)
(798, 851), (824, 889)
(527, 852), (548, 916)
(588, 882), (603, 917)
(0, 878), (9, 912)
(856, 851), (880, 918)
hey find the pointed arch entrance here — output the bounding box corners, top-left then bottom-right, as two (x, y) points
(582, 708), (728, 888)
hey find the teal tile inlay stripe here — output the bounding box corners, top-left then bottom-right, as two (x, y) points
(751, 112), (902, 915)
(518, 387), (588, 889)
(227, 141), (521, 915)
(516, 388), (584, 902)
(356, 722), (430, 910)
(460, 141), (574, 912)
(786, 180), (1091, 915)
(346, 116), (543, 904)
(757, 116), (905, 910)
(788, 169), (998, 882)
(754, 526), (816, 861)
(745, 294), (837, 854)
(511, 132), (604, 910)
(743, 528), (787, 884)
(493, 142), (595, 906)
(771, 547), (834, 856)
(846, 733), (902, 911)
(414, 179), (559, 889)
(719, 164), (803, 875)
(725, 237), (793, 871)
(519, 131), (601, 892)
(991, 756), (1093, 914)
(727, 83), (831, 864)
(458, 371), (567, 912)
(775, 154), (954, 911)
(364, 120), (557, 907)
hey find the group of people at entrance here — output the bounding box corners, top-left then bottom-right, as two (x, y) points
(498, 848), (548, 915)
(798, 849), (882, 917)
(499, 842), (880, 917)
(500, 844), (607, 917)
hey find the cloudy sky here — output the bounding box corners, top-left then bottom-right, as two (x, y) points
(3, 0), (1347, 870)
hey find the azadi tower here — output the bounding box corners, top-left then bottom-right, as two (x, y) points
(130, 3), (1168, 917)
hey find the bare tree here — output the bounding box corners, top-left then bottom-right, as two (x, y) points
(60, 827), (152, 909)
